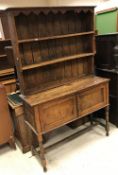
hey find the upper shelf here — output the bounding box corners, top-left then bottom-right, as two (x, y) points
(0, 39), (11, 43)
(22, 52), (94, 71)
(18, 31), (94, 44)
(0, 54), (7, 58)
(0, 68), (14, 77)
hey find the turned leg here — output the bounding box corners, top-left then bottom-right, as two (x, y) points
(34, 106), (47, 172)
(105, 106), (109, 136)
(39, 141), (47, 172)
(8, 136), (16, 149)
(31, 133), (47, 171)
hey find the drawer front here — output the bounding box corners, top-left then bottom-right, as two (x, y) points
(39, 96), (77, 132)
(78, 84), (108, 116)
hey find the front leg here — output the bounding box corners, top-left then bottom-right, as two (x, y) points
(39, 140), (47, 172)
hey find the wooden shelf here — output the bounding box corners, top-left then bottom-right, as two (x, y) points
(0, 39), (10, 43)
(1, 78), (16, 85)
(20, 75), (109, 106)
(18, 31), (94, 44)
(22, 52), (94, 71)
(0, 54), (7, 58)
(0, 68), (14, 76)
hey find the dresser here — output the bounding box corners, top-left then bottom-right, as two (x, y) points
(4, 6), (109, 171)
(8, 92), (30, 153)
(0, 40), (16, 94)
(95, 33), (118, 127)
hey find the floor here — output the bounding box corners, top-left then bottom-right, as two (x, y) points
(0, 122), (118, 175)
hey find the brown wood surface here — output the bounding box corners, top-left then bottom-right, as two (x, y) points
(4, 7), (95, 95)
(0, 40), (15, 77)
(18, 31), (94, 44)
(0, 79), (16, 94)
(78, 84), (108, 116)
(0, 39), (16, 94)
(22, 53), (94, 70)
(39, 95), (77, 132)
(23, 77), (109, 171)
(20, 75), (109, 107)
(9, 100), (30, 153)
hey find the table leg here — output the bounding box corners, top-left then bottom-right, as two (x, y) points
(39, 140), (47, 172)
(105, 106), (109, 136)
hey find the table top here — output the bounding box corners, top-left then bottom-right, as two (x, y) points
(20, 75), (109, 107)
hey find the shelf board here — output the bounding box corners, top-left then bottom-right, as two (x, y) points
(0, 39), (10, 43)
(22, 52), (94, 71)
(18, 31), (94, 44)
(1, 78), (16, 85)
(0, 54), (7, 58)
(0, 68), (14, 76)
(20, 75), (109, 106)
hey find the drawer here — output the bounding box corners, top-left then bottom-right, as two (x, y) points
(39, 96), (77, 132)
(77, 83), (108, 116)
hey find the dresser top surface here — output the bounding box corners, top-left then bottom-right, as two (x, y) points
(20, 75), (109, 107)
(4, 6), (95, 11)
(3, 6), (95, 15)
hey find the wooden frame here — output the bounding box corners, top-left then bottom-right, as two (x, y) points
(21, 76), (109, 172)
(3, 6), (95, 95)
(3, 6), (110, 172)
(0, 39), (16, 93)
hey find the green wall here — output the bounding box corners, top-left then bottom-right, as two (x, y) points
(96, 10), (117, 34)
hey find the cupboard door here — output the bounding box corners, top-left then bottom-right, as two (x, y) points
(39, 96), (77, 132)
(78, 84), (108, 116)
